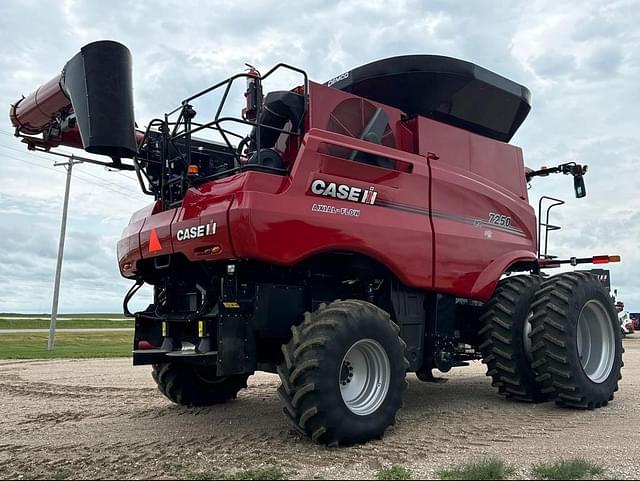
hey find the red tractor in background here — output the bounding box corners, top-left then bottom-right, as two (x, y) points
(10, 41), (624, 446)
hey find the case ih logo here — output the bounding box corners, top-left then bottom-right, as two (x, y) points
(176, 221), (217, 242)
(310, 179), (378, 205)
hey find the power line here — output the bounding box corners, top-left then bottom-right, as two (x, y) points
(0, 133), (141, 185)
(0, 130), (145, 198)
(74, 173), (147, 200)
(1, 151), (147, 201)
(0, 153), (136, 199)
(113, 170), (139, 183)
(0, 144), (146, 198)
(72, 166), (141, 194)
(1, 152), (66, 175)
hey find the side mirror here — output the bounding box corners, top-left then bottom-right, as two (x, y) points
(574, 174), (586, 198)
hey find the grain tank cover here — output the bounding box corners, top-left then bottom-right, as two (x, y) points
(325, 55), (531, 143)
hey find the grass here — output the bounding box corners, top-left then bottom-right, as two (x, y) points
(226, 468), (288, 480)
(437, 458), (515, 480)
(0, 318), (133, 330)
(0, 331), (132, 359)
(188, 468), (288, 480)
(532, 459), (605, 480)
(0, 312), (125, 318)
(377, 465), (412, 480)
(50, 471), (70, 480)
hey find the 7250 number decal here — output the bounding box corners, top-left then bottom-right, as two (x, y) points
(488, 212), (512, 227)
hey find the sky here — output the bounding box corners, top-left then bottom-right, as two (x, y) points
(0, 0), (638, 313)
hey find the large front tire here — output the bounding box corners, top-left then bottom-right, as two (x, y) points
(277, 300), (409, 446)
(152, 363), (250, 407)
(530, 272), (623, 408)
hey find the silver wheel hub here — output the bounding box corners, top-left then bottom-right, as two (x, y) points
(524, 311), (534, 363)
(577, 300), (616, 384)
(339, 339), (390, 416)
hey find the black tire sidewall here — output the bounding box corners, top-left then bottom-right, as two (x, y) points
(311, 309), (406, 443)
(562, 279), (623, 402)
(479, 275), (545, 402)
(152, 363), (248, 406)
(505, 278), (541, 392)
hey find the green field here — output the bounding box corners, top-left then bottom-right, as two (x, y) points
(0, 318), (134, 330)
(0, 332), (133, 359)
(0, 313), (125, 318)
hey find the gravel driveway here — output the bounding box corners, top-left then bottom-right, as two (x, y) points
(1, 335), (638, 479)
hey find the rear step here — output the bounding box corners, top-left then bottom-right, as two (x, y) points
(133, 348), (218, 366)
(166, 350), (218, 358)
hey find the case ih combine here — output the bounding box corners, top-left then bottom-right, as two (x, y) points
(10, 41), (624, 446)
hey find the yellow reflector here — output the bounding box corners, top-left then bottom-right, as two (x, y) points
(198, 320), (204, 337)
(197, 245), (222, 256)
(223, 302), (240, 309)
(162, 321), (167, 337)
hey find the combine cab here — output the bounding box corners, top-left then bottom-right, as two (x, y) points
(10, 41), (624, 446)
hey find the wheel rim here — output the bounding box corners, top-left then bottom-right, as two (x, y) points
(577, 300), (616, 383)
(524, 311), (534, 363)
(339, 339), (390, 416)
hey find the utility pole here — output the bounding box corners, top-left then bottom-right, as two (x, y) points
(48, 158), (83, 351)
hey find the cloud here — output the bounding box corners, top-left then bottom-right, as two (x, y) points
(583, 43), (624, 76)
(530, 53), (578, 78)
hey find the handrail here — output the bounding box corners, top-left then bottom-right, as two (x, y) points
(537, 195), (565, 258)
(134, 63), (309, 206)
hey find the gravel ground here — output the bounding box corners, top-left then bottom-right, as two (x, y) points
(0, 335), (638, 480)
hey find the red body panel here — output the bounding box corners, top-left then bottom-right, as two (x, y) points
(230, 128), (434, 288)
(409, 117), (537, 298)
(10, 75), (68, 134)
(117, 202), (155, 277)
(117, 82), (537, 302)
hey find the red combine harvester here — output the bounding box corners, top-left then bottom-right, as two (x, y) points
(10, 41), (624, 446)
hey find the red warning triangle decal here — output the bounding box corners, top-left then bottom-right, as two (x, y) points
(149, 227), (162, 253)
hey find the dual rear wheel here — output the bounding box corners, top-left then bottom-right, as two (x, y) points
(480, 272), (623, 409)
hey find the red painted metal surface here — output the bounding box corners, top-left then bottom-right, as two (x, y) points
(117, 202), (156, 278)
(10, 75), (69, 134)
(117, 81), (537, 301)
(10, 74), (144, 150)
(408, 116), (536, 298)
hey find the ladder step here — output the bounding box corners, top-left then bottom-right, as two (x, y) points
(166, 350), (218, 358)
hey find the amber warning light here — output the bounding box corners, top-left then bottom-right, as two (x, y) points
(592, 255), (621, 265)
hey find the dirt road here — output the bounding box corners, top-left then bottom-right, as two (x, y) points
(1, 337), (639, 480)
